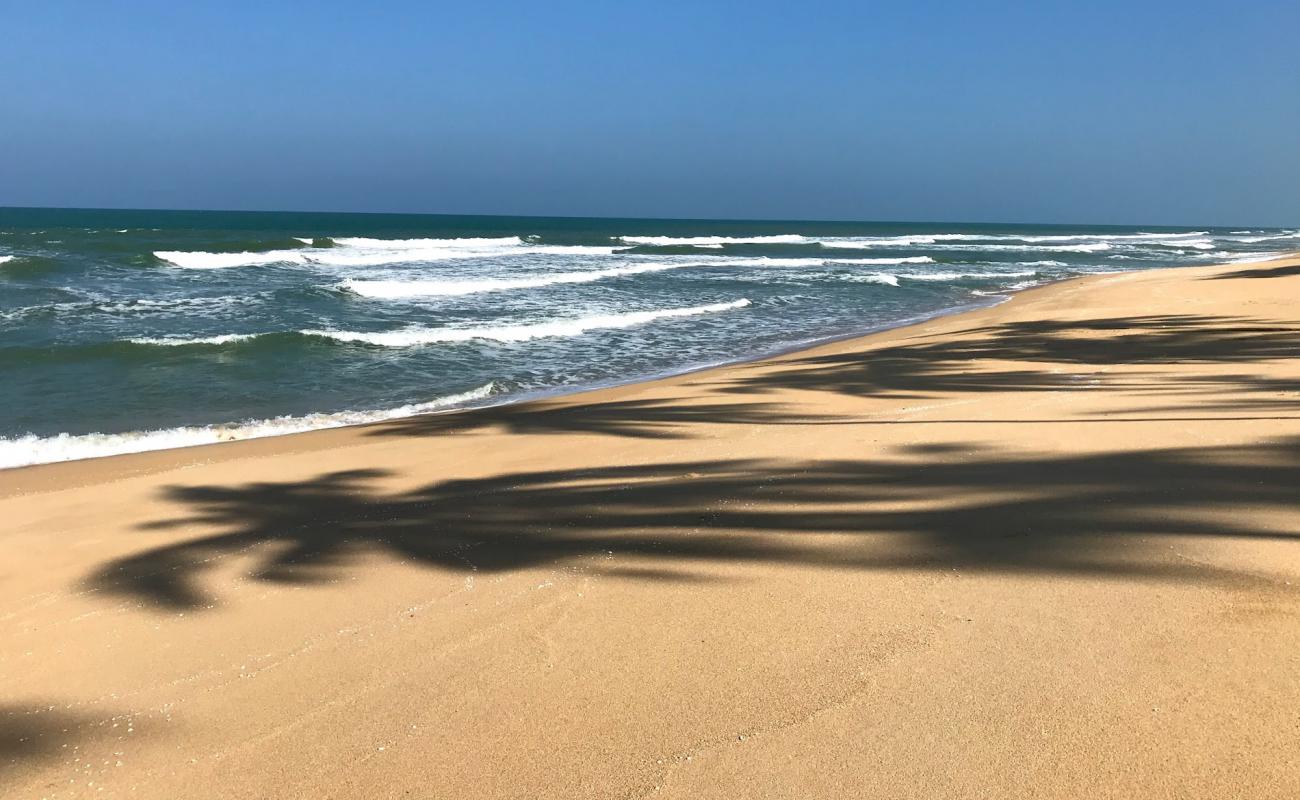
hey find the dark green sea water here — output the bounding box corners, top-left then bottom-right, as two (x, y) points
(1, 206), (1293, 467)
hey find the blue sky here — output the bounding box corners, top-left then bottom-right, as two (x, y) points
(2, 1), (1297, 225)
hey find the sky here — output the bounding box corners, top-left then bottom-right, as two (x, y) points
(2, 1), (1298, 226)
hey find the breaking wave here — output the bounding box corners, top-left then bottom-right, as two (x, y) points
(340, 263), (680, 298)
(305, 300), (753, 346)
(156, 236), (618, 269)
(0, 382), (497, 469)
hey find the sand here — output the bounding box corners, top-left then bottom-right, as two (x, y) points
(3, 255), (1300, 799)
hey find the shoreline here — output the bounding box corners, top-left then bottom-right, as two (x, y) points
(4, 296), (1020, 477)
(4, 252), (1300, 798)
(1, 253), (1291, 490)
(6, 250), (1291, 482)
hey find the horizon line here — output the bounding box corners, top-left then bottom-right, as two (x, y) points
(0, 204), (1282, 232)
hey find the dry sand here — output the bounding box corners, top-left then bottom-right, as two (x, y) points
(3, 256), (1300, 798)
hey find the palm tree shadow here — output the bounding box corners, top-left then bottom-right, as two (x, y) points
(87, 437), (1300, 611)
(1208, 263), (1300, 280)
(1, 704), (135, 781)
(366, 397), (812, 440)
(709, 314), (1300, 412)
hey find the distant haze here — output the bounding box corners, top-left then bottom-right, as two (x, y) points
(2, 1), (1297, 226)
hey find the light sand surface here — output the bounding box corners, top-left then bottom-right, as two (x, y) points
(3, 256), (1300, 799)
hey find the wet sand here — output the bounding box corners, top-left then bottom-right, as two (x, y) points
(3, 255), (1300, 798)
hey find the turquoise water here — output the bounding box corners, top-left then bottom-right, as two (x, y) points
(1, 206), (1293, 468)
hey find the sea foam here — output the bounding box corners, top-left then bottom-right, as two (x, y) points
(0, 382), (496, 469)
(340, 263), (680, 298)
(619, 235), (811, 246)
(304, 299), (752, 346)
(156, 236), (618, 269)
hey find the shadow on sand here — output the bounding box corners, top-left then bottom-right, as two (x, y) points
(1208, 263), (1300, 280)
(714, 314), (1300, 401)
(83, 281), (1300, 611)
(86, 436), (1300, 610)
(0, 704), (127, 782)
(357, 311), (1300, 443)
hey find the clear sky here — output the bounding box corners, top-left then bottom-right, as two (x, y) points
(2, 1), (1297, 226)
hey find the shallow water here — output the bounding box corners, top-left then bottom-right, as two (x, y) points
(0, 207), (1292, 467)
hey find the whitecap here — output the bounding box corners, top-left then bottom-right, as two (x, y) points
(156, 236), (618, 269)
(341, 263), (681, 299)
(155, 250), (308, 269)
(896, 269), (1039, 281)
(619, 235), (811, 246)
(129, 333), (261, 346)
(304, 299), (752, 346)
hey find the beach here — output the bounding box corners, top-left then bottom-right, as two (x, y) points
(3, 254), (1300, 797)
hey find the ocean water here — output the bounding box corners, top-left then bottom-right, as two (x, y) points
(1, 207), (1293, 468)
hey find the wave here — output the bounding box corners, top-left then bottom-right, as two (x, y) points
(1, 294), (263, 323)
(339, 256), (942, 299)
(896, 269), (1040, 281)
(843, 273), (900, 286)
(129, 333), (261, 347)
(340, 263), (681, 299)
(305, 299), (752, 346)
(619, 234), (810, 246)
(1224, 251), (1286, 264)
(819, 235), (972, 248)
(155, 250), (307, 269)
(813, 232), (1212, 248)
(1014, 231), (1208, 243)
(156, 236), (618, 269)
(0, 255), (67, 278)
(1225, 231), (1299, 244)
(687, 255), (936, 268)
(0, 383), (496, 469)
(933, 242), (1111, 253)
(839, 268), (1043, 287)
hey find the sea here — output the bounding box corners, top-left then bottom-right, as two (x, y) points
(1, 206), (1293, 469)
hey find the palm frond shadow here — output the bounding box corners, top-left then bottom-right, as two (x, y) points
(1, 704), (121, 779)
(716, 314), (1300, 401)
(367, 397), (811, 440)
(1208, 263), (1300, 280)
(88, 437), (1300, 610)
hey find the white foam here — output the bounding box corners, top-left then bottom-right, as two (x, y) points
(156, 236), (618, 269)
(156, 250), (307, 269)
(1225, 251), (1287, 264)
(1, 295), (263, 323)
(129, 333), (260, 346)
(848, 273), (899, 286)
(1015, 231), (1208, 242)
(825, 256), (935, 265)
(0, 256), (13, 265)
(1225, 231), (1299, 244)
(304, 299), (752, 346)
(896, 269), (1039, 281)
(817, 238), (1111, 252)
(818, 231), (1214, 248)
(932, 242), (1112, 253)
(333, 236), (524, 249)
(820, 236), (948, 248)
(684, 255), (935, 268)
(619, 235), (811, 246)
(0, 383), (497, 470)
(341, 263), (680, 299)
